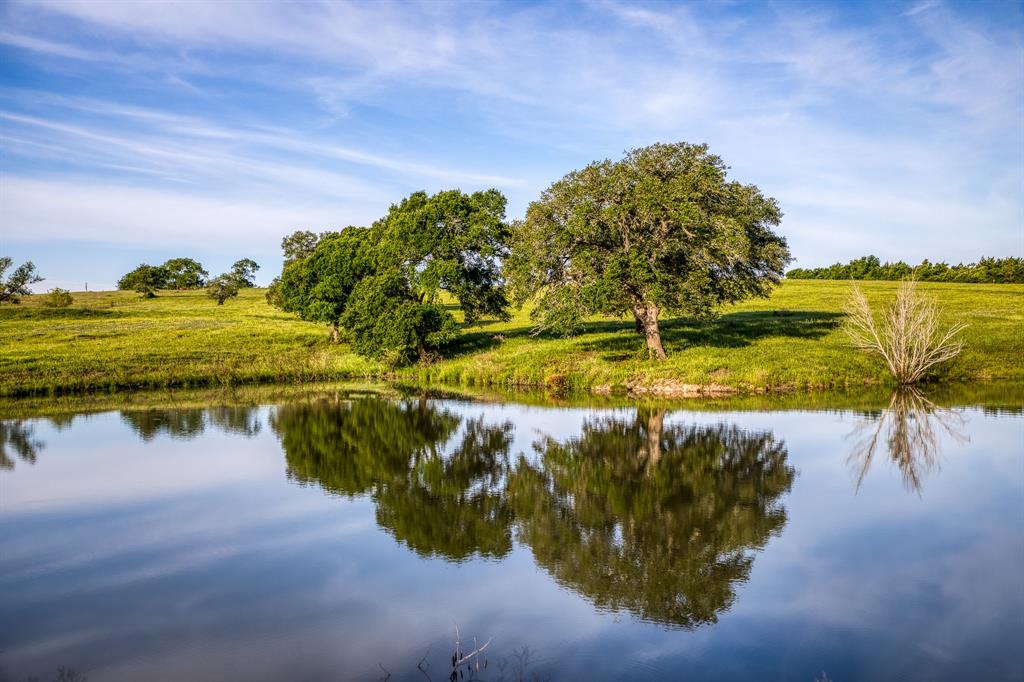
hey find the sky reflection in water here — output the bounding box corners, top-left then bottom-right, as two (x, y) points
(1, 390), (1021, 681)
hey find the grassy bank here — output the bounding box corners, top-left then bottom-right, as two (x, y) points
(1, 281), (1021, 397)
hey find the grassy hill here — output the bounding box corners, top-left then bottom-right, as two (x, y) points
(1, 280), (1021, 397)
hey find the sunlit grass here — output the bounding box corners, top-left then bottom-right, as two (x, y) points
(1, 281), (1021, 397)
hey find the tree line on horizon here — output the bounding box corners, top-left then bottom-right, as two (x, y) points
(117, 257), (260, 302)
(786, 255), (1023, 283)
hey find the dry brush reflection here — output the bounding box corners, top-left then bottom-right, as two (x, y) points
(847, 387), (968, 493)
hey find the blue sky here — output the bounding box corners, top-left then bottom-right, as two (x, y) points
(1, 0), (1021, 290)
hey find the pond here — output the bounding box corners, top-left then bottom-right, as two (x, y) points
(1, 385), (1022, 681)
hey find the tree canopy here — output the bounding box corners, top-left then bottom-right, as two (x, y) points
(507, 142), (791, 358)
(0, 257), (43, 304)
(206, 273), (240, 304)
(340, 271), (458, 364)
(281, 230), (325, 265)
(163, 257), (208, 289)
(273, 189), (512, 363)
(277, 227), (373, 340)
(373, 189), (511, 323)
(229, 258), (260, 287)
(117, 264), (168, 298)
(118, 257), (253, 297)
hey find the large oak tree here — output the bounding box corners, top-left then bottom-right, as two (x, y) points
(507, 142), (791, 358)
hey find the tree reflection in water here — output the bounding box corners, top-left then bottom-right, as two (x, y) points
(120, 406), (262, 441)
(374, 417), (516, 561)
(121, 409), (207, 441)
(847, 387), (967, 494)
(270, 398), (795, 628)
(1, 420), (43, 470)
(510, 408), (794, 627)
(270, 398), (460, 497)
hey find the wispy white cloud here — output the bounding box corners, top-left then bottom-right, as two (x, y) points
(1, 177), (361, 249)
(0, 0), (1020, 275)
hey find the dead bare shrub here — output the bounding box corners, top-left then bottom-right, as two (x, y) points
(844, 280), (967, 384)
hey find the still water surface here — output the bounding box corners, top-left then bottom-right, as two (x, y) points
(1, 388), (1022, 681)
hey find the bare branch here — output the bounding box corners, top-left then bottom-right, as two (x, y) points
(842, 280), (967, 384)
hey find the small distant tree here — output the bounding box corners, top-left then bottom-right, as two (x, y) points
(340, 271), (458, 365)
(277, 227), (373, 341)
(206, 274), (241, 305)
(162, 257), (208, 289)
(230, 258), (260, 287)
(118, 264), (169, 297)
(43, 288), (74, 308)
(507, 142), (791, 358)
(119, 262), (169, 296)
(0, 257), (43, 304)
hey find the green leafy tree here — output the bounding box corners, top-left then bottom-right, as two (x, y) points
(272, 190), (510, 361)
(268, 230), (329, 309)
(0, 257), (43, 304)
(787, 256), (1024, 284)
(373, 189), (511, 324)
(265, 279), (284, 308)
(117, 264), (169, 298)
(340, 271), (458, 365)
(162, 257), (208, 289)
(277, 227), (373, 340)
(281, 230), (325, 265)
(43, 288), (74, 308)
(206, 273), (241, 304)
(507, 142), (791, 358)
(229, 258), (260, 287)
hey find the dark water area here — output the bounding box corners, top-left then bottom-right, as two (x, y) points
(1, 387), (1022, 681)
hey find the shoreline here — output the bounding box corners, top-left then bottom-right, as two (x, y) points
(3, 376), (1023, 421)
(2, 281), (1021, 399)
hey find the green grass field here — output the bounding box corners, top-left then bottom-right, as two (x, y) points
(1, 281), (1021, 397)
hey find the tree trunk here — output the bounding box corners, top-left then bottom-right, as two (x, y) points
(634, 303), (666, 359)
(638, 408), (666, 469)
